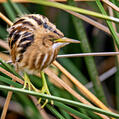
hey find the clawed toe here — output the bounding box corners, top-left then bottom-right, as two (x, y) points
(23, 72), (39, 91)
(37, 86), (53, 108)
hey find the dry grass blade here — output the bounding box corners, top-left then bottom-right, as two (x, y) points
(1, 76), (16, 119)
(45, 68), (91, 106)
(108, 2), (119, 116)
(102, 0), (119, 12)
(52, 61), (111, 112)
(45, 68), (109, 119)
(108, 3), (119, 59)
(29, 96), (50, 119)
(57, 52), (119, 58)
(0, 96), (23, 115)
(0, 12), (13, 26)
(68, 113), (81, 119)
(0, 67), (24, 84)
(1, 91), (13, 119)
(66, 10), (119, 37)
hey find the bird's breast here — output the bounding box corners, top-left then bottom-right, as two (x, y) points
(17, 45), (59, 74)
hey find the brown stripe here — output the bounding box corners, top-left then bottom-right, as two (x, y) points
(19, 41), (32, 54)
(29, 51), (38, 70)
(21, 51), (31, 67)
(10, 33), (21, 49)
(36, 54), (45, 70)
(17, 54), (23, 62)
(19, 34), (34, 44)
(10, 26), (30, 49)
(13, 19), (25, 25)
(10, 22), (33, 39)
(9, 28), (17, 38)
(22, 21), (35, 30)
(9, 26), (29, 40)
(28, 15), (42, 25)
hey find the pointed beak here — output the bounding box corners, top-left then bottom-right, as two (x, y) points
(54, 37), (80, 44)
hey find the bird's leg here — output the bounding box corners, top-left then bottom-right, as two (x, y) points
(23, 72), (53, 108)
(23, 72), (39, 92)
(38, 71), (53, 108)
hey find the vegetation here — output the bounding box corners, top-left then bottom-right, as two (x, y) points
(0, 0), (119, 118)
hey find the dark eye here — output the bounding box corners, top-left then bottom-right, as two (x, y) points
(43, 23), (48, 29)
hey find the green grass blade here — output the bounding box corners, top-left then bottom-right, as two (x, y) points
(0, 25), (8, 39)
(96, 0), (119, 49)
(7, 0), (23, 15)
(46, 104), (65, 119)
(0, 85), (119, 118)
(16, 93), (42, 119)
(48, 81), (73, 118)
(115, 66), (119, 111)
(16, 4), (29, 14)
(67, 0), (107, 104)
(109, 0), (119, 111)
(2, 2), (16, 21)
(0, 75), (22, 88)
(55, 102), (91, 119)
(29, 0), (119, 23)
(0, 59), (23, 79)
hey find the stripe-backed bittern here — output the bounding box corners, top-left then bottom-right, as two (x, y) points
(8, 14), (80, 107)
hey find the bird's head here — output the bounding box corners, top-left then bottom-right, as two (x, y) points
(35, 25), (80, 49)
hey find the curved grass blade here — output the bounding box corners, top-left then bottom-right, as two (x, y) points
(0, 75), (22, 88)
(67, 0), (107, 104)
(2, 2), (16, 21)
(7, 0), (23, 15)
(96, 0), (119, 49)
(0, 59), (23, 79)
(55, 102), (92, 119)
(46, 104), (65, 119)
(29, 0), (119, 23)
(0, 85), (119, 118)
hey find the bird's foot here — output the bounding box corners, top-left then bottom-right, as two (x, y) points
(38, 83), (53, 108)
(23, 72), (53, 108)
(23, 72), (39, 92)
(37, 71), (53, 108)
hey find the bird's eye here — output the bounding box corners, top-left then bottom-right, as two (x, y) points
(43, 23), (48, 29)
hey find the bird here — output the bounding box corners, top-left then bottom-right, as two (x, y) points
(7, 14), (80, 107)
